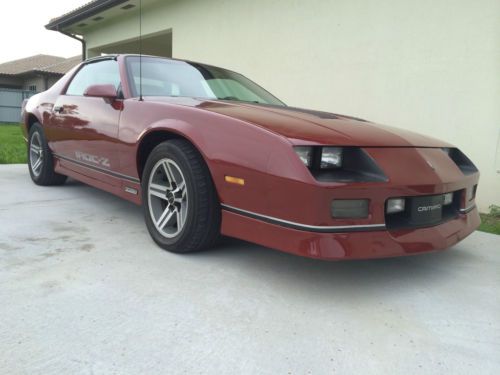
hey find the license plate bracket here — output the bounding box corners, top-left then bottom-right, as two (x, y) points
(409, 195), (443, 225)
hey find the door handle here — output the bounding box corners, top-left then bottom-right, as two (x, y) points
(53, 105), (63, 113)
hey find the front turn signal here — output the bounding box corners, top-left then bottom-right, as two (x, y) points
(225, 175), (245, 186)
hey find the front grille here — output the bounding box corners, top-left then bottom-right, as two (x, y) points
(385, 191), (461, 230)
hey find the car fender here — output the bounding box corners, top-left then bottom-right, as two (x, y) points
(124, 102), (315, 211)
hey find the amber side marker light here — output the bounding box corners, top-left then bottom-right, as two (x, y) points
(225, 176), (245, 186)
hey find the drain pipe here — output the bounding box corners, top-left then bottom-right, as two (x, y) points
(57, 27), (86, 60)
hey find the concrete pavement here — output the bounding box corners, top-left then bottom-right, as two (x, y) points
(1, 164), (499, 374)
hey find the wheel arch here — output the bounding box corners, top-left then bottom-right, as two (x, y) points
(26, 113), (40, 132)
(136, 126), (210, 182)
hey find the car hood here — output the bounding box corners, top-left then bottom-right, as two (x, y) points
(150, 97), (452, 147)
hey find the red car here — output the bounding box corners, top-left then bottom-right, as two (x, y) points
(21, 54), (480, 260)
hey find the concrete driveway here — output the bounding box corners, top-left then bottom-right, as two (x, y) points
(1, 164), (499, 374)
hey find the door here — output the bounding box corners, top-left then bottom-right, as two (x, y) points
(48, 59), (122, 186)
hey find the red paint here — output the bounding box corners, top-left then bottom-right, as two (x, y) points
(21, 55), (480, 260)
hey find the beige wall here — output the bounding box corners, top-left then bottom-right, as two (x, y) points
(83, 0), (500, 211)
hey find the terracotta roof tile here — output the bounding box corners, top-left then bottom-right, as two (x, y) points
(0, 54), (81, 75)
(39, 56), (82, 74)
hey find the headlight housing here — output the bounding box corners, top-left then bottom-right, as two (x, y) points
(320, 147), (343, 169)
(293, 146), (387, 183)
(294, 146), (313, 167)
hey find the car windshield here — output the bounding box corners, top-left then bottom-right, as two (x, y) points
(126, 56), (285, 106)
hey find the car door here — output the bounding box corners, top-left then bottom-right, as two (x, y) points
(48, 58), (122, 186)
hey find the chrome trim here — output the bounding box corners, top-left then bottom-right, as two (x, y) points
(459, 204), (476, 214)
(221, 203), (386, 233)
(53, 153), (140, 183)
(124, 187), (138, 195)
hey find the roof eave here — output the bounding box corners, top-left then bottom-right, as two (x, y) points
(32, 70), (66, 76)
(45, 0), (128, 31)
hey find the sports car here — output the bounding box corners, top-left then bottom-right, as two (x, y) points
(21, 54), (480, 260)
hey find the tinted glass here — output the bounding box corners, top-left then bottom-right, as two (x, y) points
(126, 56), (285, 106)
(66, 59), (121, 96)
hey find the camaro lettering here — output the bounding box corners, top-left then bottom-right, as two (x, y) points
(75, 151), (110, 168)
(417, 204), (442, 212)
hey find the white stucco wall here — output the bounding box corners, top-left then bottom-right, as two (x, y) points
(83, 0), (500, 211)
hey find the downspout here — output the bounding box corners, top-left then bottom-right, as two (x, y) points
(57, 27), (86, 60)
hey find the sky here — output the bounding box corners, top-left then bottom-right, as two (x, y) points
(0, 0), (90, 63)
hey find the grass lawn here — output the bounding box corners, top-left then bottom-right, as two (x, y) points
(479, 212), (500, 235)
(0, 124), (27, 164)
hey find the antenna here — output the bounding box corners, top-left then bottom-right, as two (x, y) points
(139, 0), (143, 101)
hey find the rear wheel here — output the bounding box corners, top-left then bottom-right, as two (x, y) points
(28, 123), (67, 186)
(142, 139), (221, 253)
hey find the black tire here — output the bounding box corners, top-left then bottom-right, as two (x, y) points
(141, 139), (221, 253)
(28, 123), (67, 186)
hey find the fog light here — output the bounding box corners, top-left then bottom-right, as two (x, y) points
(331, 199), (369, 218)
(467, 185), (477, 202)
(386, 198), (405, 214)
(443, 192), (453, 205)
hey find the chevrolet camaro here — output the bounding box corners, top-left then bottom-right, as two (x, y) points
(21, 54), (480, 259)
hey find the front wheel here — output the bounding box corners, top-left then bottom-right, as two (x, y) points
(142, 139), (221, 253)
(28, 123), (67, 186)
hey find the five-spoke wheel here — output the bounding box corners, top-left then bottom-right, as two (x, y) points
(148, 159), (188, 238)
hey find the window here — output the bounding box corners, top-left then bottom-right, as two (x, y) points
(205, 79), (264, 103)
(125, 56), (285, 106)
(66, 59), (121, 96)
(28, 85), (37, 92)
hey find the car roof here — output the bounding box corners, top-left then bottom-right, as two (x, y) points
(82, 54), (238, 75)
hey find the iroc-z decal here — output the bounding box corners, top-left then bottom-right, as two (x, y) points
(75, 151), (110, 168)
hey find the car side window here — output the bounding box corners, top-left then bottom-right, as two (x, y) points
(66, 60), (121, 96)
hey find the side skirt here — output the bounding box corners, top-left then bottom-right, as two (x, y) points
(54, 158), (142, 205)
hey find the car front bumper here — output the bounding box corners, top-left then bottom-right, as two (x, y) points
(221, 205), (480, 260)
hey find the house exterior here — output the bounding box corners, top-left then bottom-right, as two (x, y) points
(0, 55), (81, 122)
(0, 54), (81, 92)
(45, 0), (500, 211)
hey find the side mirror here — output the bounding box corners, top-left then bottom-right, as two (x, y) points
(83, 84), (117, 99)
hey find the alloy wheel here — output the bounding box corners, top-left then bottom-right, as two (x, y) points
(30, 132), (44, 177)
(147, 158), (189, 238)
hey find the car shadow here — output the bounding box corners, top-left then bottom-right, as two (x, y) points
(181, 231), (480, 304)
